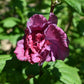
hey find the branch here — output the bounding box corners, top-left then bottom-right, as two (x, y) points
(50, 0), (55, 12)
(64, 10), (73, 33)
(50, 0), (61, 13)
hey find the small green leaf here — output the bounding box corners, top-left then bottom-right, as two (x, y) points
(0, 34), (23, 45)
(73, 37), (84, 47)
(42, 62), (48, 68)
(0, 35), (9, 40)
(0, 55), (12, 73)
(1, 17), (20, 28)
(29, 78), (34, 84)
(9, 34), (22, 45)
(0, 27), (4, 33)
(64, 0), (82, 15)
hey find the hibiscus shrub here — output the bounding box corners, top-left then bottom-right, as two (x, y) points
(0, 0), (84, 84)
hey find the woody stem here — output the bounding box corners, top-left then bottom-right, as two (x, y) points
(50, 0), (61, 13)
(50, 0), (55, 13)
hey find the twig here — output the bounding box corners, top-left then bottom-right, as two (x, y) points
(50, 0), (55, 13)
(64, 10), (73, 33)
(50, 0), (61, 13)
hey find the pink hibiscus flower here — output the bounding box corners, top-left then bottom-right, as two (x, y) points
(14, 13), (69, 65)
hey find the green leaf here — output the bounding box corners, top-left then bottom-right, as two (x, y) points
(0, 55), (12, 73)
(55, 60), (81, 84)
(42, 62), (48, 68)
(29, 78), (34, 84)
(73, 37), (84, 47)
(0, 35), (9, 40)
(0, 34), (23, 45)
(77, 20), (84, 36)
(25, 63), (39, 76)
(64, 0), (83, 15)
(0, 27), (4, 33)
(9, 34), (21, 45)
(42, 61), (81, 84)
(1, 17), (20, 28)
(12, 0), (28, 23)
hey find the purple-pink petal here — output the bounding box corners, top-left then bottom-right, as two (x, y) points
(27, 14), (47, 33)
(14, 39), (29, 61)
(44, 24), (69, 60)
(48, 13), (57, 24)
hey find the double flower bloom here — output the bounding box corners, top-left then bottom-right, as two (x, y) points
(14, 13), (69, 65)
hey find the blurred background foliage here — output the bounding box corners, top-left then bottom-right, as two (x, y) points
(0, 0), (84, 84)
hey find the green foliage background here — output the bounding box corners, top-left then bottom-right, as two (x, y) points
(0, 0), (84, 84)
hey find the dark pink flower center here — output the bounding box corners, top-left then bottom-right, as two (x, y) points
(24, 29), (51, 64)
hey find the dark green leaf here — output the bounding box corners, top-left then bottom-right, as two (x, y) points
(25, 63), (40, 76)
(42, 60), (81, 84)
(77, 20), (84, 36)
(0, 55), (12, 73)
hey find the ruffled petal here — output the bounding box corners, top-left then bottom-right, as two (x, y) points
(45, 55), (51, 62)
(31, 53), (41, 63)
(27, 14), (47, 33)
(14, 39), (29, 61)
(48, 13), (57, 24)
(44, 24), (69, 60)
